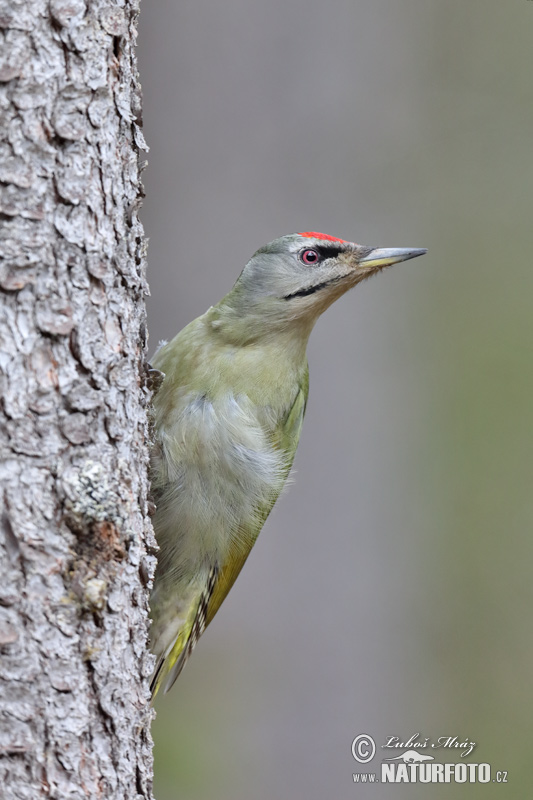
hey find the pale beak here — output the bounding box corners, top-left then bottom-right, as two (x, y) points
(358, 247), (427, 269)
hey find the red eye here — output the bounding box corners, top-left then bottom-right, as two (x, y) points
(301, 248), (320, 265)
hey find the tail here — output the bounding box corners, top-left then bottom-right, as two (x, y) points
(150, 566), (218, 699)
(150, 633), (192, 698)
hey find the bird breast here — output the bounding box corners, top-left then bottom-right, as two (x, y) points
(153, 391), (288, 575)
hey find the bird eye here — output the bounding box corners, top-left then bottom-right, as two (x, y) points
(300, 248), (321, 265)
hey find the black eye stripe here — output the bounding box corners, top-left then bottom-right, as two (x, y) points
(300, 245), (344, 260)
(316, 245), (343, 259)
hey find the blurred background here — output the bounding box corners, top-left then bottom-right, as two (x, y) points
(138, 1), (533, 797)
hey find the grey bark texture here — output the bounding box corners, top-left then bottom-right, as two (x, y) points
(0, 0), (156, 797)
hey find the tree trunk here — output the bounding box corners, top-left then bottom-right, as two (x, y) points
(0, 0), (155, 797)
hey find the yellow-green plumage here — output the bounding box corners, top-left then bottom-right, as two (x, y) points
(149, 233), (426, 695)
(149, 315), (309, 695)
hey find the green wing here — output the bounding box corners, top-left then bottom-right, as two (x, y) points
(206, 370), (309, 627)
(206, 371), (309, 626)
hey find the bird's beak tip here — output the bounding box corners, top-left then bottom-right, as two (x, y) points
(358, 247), (428, 269)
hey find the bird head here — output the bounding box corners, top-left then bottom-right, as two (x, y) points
(211, 232), (426, 344)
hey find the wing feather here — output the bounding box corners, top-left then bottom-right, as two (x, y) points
(206, 379), (308, 626)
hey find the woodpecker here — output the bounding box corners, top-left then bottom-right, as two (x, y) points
(149, 232), (426, 696)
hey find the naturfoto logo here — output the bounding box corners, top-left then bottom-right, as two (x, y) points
(351, 733), (508, 785)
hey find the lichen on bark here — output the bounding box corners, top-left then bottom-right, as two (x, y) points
(0, 0), (155, 797)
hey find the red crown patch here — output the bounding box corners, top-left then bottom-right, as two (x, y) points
(298, 231), (348, 243)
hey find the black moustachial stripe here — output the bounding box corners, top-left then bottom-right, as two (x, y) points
(283, 275), (343, 300)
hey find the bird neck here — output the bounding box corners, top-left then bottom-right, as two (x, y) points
(205, 293), (315, 362)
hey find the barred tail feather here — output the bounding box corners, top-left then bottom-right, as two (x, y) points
(150, 566), (218, 699)
(149, 633), (190, 698)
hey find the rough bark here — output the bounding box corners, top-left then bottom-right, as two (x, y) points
(0, 0), (155, 797)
